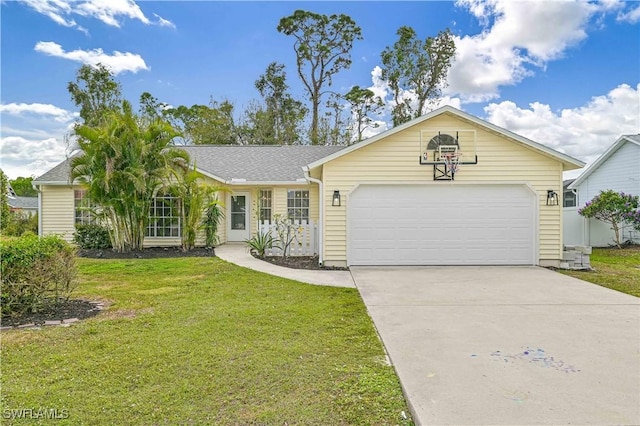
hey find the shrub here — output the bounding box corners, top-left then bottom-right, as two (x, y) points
(579, 190), (639, 247)
(74, 223), (112, 249)
(1, 235), (78, 318)
(624, 208), (640, 233)
(245, 231), (274, 258)
(2, 212), (38, 237)
(203, 201), (224, 248)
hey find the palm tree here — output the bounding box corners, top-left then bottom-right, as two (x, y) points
(71, 101), (188, 252)
(173, 166), (225, 251)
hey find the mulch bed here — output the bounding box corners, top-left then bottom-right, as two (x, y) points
(78, 246), (216, 259)
(2, 299), (104, 328)
(257, 254), (349, 271)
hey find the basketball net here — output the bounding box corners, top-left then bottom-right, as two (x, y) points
(441, 152), (461, 174)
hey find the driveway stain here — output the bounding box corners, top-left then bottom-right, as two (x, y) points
(490, 348), (581, 373)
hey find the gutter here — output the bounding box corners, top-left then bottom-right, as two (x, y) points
(303, 167), (323, 265)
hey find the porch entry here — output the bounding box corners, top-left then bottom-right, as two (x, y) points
(227, 192), (250, 242)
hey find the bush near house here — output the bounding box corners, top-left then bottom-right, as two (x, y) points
(1, 211), (38, 237)
(0, 235), (77, 318)
(73, 224), (112, 249)
(578, 190), (639, 248)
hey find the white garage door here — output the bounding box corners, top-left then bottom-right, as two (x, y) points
(348, 184), (536, 266)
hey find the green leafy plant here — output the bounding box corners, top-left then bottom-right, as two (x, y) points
(579, 190), (639, 248)
(0, 169), (10, 231)
(70, 99), (189, 253)
(203, 200), (225, 248)
(2, 211), (38, 237)
(1, 235), (77, 318)
(245, 231), (274, 258)
(173, 167), (224, 251)
(624, 207), (640, 233)
(74, 223), (112, 249)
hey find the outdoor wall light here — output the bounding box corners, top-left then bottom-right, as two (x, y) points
(332, 190), (341, 207)
(546, 190), (559, 206)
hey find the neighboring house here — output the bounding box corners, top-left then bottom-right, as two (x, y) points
(564, 134), (640, 246)
(563, 179), (577, 208)
(33, 106), (584, 267)
(6, 182), (38, 216)
(8, 195), (38, 217)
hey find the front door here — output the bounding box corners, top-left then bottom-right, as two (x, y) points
(228, 192), (250, 241)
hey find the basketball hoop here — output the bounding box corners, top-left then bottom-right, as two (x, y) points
(441, 151), (461, 175)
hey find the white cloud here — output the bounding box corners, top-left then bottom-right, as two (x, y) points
(153, 13), (176, 29)
(0, 136), (62, 160)
(618, 4), (640, 23)
(484, 83), (640, 171)
(34, 41), (149, 74)
(21, 0), (76, 27)
(75, 0), (149, 27)
(0, 103), (78, 123)
(21, 0), (176, 31)
(447, 0), (613, 102)
(0, 136), (70, 179)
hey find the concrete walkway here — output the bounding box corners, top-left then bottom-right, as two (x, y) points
(352, 266), (640, 426)
(214, 244), (355, 288)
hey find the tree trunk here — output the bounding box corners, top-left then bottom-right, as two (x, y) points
(311, 98), (319, 145)
(612, 221), (621, 248)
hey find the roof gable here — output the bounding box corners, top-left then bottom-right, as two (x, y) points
(568, 134), (640, 189)
(306, 105), (585, 171)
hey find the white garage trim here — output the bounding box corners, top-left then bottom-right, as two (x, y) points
(346, 182), (539, 266)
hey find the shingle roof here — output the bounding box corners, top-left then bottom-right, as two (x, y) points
(34, 145), (347, 184)
(8, 196), (38, 210)
(181, 145), (345, 182)
(33, 157), (74, 184)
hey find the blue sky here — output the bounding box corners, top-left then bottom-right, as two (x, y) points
(1, 0), (639, 179)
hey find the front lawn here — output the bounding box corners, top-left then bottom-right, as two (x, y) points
(559, 245), (640, 297)
(2, 257), (412, 425)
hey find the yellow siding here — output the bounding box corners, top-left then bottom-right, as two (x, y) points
(40, 185), (75, 242)
(322, 112), (563, 266)
(212, 182), (319, 243)
(39, 177), (229, 248)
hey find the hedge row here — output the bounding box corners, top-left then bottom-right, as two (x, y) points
(1, 235), (77, 318)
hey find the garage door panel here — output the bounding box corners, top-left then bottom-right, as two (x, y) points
(348, 185), (536, 266)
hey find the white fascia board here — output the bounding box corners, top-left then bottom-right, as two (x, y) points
(227, 180), (311, 186)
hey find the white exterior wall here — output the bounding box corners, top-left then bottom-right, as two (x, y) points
(562, 207), (586, 246)
(575, 142), (640, 207)
(574, 141), (640, 247)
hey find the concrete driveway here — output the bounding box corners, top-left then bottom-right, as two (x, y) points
(351, 266), (640, 425)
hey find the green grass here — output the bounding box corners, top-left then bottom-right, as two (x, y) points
(559, 246), (640, 297)
(2, 257), (412, 425)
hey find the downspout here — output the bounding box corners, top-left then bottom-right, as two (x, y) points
(303, 167), (323, 265)
(34, 183), (43, 237)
